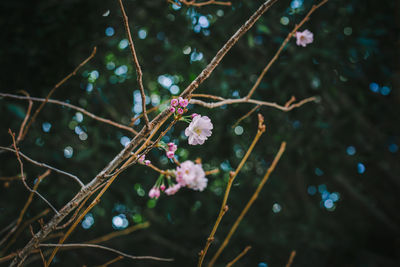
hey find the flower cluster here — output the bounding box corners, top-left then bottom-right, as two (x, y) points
(169, 97), (189, 115)
(138, 155), (150, 166)
(148, 160), (208, 199)
(166, 142), (177, 159)
(294, 29), (313, 47)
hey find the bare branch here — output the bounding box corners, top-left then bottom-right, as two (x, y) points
(118, 0), (150, 129)
(39, 243), (174, 262)
(198, 114), (266, 267)
(21, 47), (97, 140)
(0, 93), (138, 135)
(226, 246), (252, 267)
(0, 146), (84, 188)
(208, 142), (286, 267)
(170, 0), (231, 7)
(285, 250), (297, 267)
(8, 130), (59, 215)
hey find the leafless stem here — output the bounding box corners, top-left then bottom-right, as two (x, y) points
(8, 130), (59, 215)
(171, 0), (232, 7)
(246, 0), (329, 99)
(95, 256), (124, 267)
(0, 93), (138, 135)
(39, 243), (173, 262)
(232, 105), (260, 129)
(118, 0), (150, 129)
(285, 250), (296, 267)
(0, 146), (84, 188)
(225, 246), (251, 267)
(21, 47), (97, 140)
(16, 90), (33, 143)
(198, 114), (266, 267)
(208, 142), (286, 267)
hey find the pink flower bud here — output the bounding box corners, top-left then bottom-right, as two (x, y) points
(148, 187), (160, 199)
(177, 108), (184, 115)
(144, 160), (151, 166)
(191, 113), (199, 119)
(169, 107), (176, 113)
(138, 155), (145, 163)
(160, 184), (166, 191)
(178, 97), (183, 102)
(170, 98), (179, 107)
(165, 183), (181, 195)
(166, 151), (175, 159)
(179, 98), (189, 107)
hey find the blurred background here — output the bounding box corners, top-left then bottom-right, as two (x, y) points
(0, 0), (399, 266)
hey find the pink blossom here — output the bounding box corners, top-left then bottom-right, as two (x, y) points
(148, 187), (160, 199)
(179, 98), (189, 107)
(160, 184), (166, 191)
(295, 29), (313, 47)
(169, 107), (176, 113)
(138, 155), (145, 163)
(177, 108), (184, 115)
(166, 151), (175, 159)
(176, 160), (208, 191)
(170, 98), (179, 107)
(184, 115), (213, 145)
(191, 113), (199, 119)
(165, 183), (181, 195)
(144, 160), (151, 166)
(168, 142), (177, 152)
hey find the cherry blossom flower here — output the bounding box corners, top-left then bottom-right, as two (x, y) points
(166, 151), (175, 159)
(165, 183), (181, 195)
(179, 98), (189, 107)
(295, 29), (313, 47)
(148, 187), (160, 199)
(191, 113), (198, 119)
(170, 98), (179, 107)
(177, 108), (184, 115)
(185, 115), (213, 145)
(176, 160), (208, 191)
(144, 160), (151, 166)
(169, 107), (176, 113)
(138, 155), (145, 163)
(168, 142), (177, 152)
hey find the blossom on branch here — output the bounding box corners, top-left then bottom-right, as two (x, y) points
(185, 115), (213, 145)
(295, 29), (313, 47)
(176, 160), (208, 191)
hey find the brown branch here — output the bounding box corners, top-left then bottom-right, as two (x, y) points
(198, 114), (266, 267)
(118, 0), (150, 129)
(1, 170), (50, 251)
(208, 142), (286, 267)
(0, 145), (84, 188)
(8, 130), (58, 215)
(0, 93), (137, 135)
(285, 250), (296, 267)
(21, 47), (97, 140)
(173, 0), (231, 7)
(232, 104), (260, 129)
(190, 96), (317, 111)
(86, 222), (150, 244)
(16, 90), (33, 143)
(225, 246), (251, 267)
(39, 243), (173, 262)
(11, 1), (279, 265)
(246, 0), (329, 99)
(205, 168), (219, 176)
(0, 174), (22, 182)
(95, 256), (124, 267)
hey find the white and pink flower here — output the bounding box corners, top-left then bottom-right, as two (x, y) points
(165, 183), (181, 195)
(148, 187), (160, 199)
(185, 115), (213, 145)
(295, 29), (314, 47)
(176, 160), (208, 191)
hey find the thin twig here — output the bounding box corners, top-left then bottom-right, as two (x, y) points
(0, 174), (22, 182)
(21, 47), (97, 140)
(0, 145), (84, 188)
(96, 256), (124, 267)
(208, 142), (286, 267)
(16, 90), (33, 143)
(8, 130), (59, 215)
(205, 168), (219, 176)
(198, 114), (266, 267)
(285, 250), (296, 267)
(226, 246), (251, 267)
(0, 93), (137, 135)
(40, 243), (173, 262)
(118, 0), (150, 129)
(246, 0), (329, 99)
(86, 222), (150, 244)
(232, 105), (260, 129)
(171, 0), (231, 7)
(190, 96), (317, 111)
